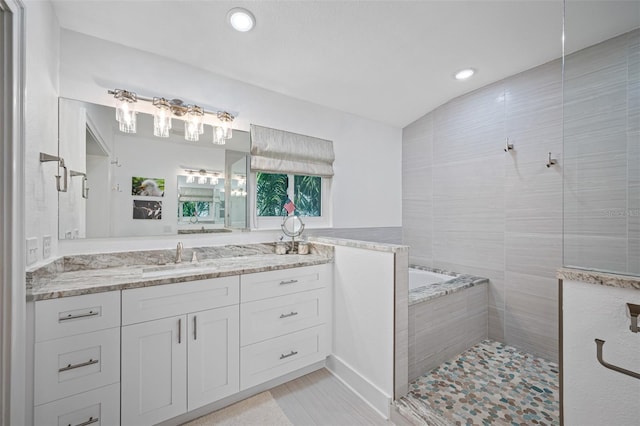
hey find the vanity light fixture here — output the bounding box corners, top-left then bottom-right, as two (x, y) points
(227, 7), (255, 32)
(182, 167), (223, 185)
(108, 89), (235, 143)
(454, 68), (475, 80)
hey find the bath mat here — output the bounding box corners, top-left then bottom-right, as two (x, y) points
(182, 391), (293, 426)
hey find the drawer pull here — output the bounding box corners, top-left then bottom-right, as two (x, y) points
(280, 350), (298, 360)
(58, 311), (99, 322)
(58, 358), (99, 373)
(279, 279), (299, 285)
(71, 416), (99, 426)
(279, 311), (299, 319)
(193, 315), (197, 341)
(178, 318), (182, 344)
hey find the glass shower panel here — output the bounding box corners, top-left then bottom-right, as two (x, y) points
(563, 1), (640, 275)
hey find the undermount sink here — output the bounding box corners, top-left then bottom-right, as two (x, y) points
(142, 261), (219, 278)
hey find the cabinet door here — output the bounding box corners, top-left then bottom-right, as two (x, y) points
(121, 315), (187, 426)
(187, 305), (240, 410)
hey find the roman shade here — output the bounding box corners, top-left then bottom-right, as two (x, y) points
(250, 124), (335, 177)
(178, 187), (215, 202)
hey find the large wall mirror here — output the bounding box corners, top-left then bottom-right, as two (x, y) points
(57, 98), (250, 240)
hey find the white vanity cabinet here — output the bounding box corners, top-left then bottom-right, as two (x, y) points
(120, 276), (240, 426)
(239, 264), (331, 389)
(33, 292), (121, 426)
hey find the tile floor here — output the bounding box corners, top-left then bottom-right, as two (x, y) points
(398, 340), (559, 426)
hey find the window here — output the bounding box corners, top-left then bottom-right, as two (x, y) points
(250, 124), (334, 229)
(180, 201), (211, 219)
(255, 172), (330, 228)
(257, 172), (322, 217)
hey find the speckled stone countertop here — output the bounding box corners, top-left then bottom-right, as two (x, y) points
(308, 236), (409, 253)
(409, 265), (489, 305)
(26, 243), (334, 301)
(557, 267), (640, 291)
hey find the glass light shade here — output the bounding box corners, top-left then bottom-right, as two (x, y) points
(185, 106), (204, 141)
(213, 126), (226, 145)
(116, 99), (137, 133)
(222, 124), (232, 140)
(153, 99), (172, 138)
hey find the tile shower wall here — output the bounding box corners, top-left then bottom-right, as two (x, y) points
(403, 30), (639, 362)
(403, 58), (562, 362)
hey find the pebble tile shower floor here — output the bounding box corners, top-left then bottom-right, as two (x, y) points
(398, 340), (559, 426)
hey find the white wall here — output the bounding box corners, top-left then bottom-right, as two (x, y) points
(55, 29), (401, 254)
(329, 245), (395, 417)
(563, 280), (640, 425)
(57, 99), (86, 239)
(109, 133), (226, 237)
(24, 0), (60, 267)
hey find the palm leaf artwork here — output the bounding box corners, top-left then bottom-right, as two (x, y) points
(294, 175), (321, 216)
(256, 173), (289, 216)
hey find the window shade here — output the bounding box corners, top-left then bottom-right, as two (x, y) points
(178, 187), (214, 202)
(250, 124), (335, 177)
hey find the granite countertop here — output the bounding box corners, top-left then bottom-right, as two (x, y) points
(557, 267), (640, 291)
(408, 265), (489, 305)
(308, 236), (409, 254)
(27, 243), (334, 301)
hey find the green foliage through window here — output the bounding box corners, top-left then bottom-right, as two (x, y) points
(294, 175), (321, 216)
(256, 173), (288, 216)
(181, 201), (211, 218)
(256, 173), (322, 217)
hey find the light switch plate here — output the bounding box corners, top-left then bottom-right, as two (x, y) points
(26, 237), (38, 265)
(43, 235), (52, 259)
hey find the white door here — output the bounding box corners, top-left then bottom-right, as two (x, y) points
(121, 315), (187, 426)
(187, 305), (239, 410)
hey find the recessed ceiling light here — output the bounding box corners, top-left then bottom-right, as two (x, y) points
(454, 68), (475, 80)
(227, 8), (255, 32)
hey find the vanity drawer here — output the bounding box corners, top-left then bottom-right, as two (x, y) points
(240, 325), (328, 390)
(241, 264), (331, 303)
(34, 327), (120, 406)
(241, 288), (328, 346)
(35, 292), (120, 342)
(34, 383), (120, 426)
(122, 276), (239, 325)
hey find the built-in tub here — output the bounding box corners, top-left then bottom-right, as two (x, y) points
(407, 266), (489, 381)
(408, 268), (456, 291)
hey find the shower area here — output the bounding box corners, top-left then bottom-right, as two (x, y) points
(398, 1), (639, 425)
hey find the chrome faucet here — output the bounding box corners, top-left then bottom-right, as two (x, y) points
(176, 242), (183, 263)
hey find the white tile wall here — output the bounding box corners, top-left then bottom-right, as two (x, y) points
(402, 30), (640, 363)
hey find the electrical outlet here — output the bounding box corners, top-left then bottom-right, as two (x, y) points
(43, 235), (52, 259)
(26, 237), (38, 265)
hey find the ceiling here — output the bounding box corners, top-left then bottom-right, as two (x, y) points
(50, 1), (639, 128)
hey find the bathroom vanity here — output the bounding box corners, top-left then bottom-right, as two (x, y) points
(26, 243), (333, 426)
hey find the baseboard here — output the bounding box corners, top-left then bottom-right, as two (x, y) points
(158, 360), (326, 426)
(325, 354), (392, 419)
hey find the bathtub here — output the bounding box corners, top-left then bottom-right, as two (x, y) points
(408, 268), (455, 291)
(407, 266), (488, 381)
